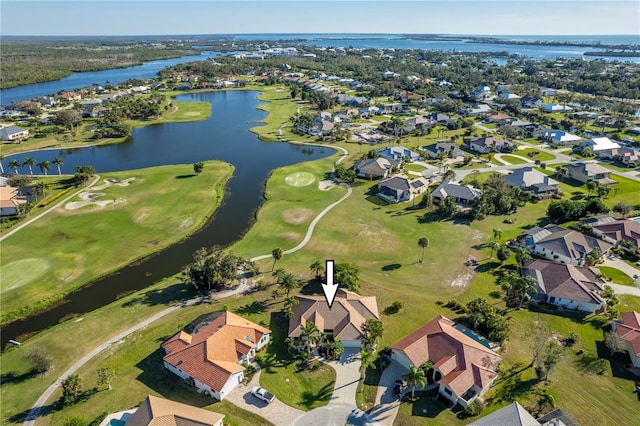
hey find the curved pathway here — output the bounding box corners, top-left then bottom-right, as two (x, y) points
(0, 174), (100, 242)
(23, 145), (354, 425)
(24, 283), (249, 426)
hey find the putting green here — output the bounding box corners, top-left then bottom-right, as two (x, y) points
(1, 258), (51, 292)
(284, 172), (316, 187)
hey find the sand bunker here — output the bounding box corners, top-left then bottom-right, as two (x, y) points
(451, 273), (473, 287)
(65, 177), (135, 210)
(318, 179), (337, 191)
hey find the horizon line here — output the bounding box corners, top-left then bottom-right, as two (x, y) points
(2, 32), (638, 37)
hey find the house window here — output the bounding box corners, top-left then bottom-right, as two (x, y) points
(444, 387), (453, 395)
(549, 297), (556, 303)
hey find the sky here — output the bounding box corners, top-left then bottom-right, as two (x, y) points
(1, 0), (639, 37)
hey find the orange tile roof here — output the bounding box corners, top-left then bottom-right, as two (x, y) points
(288, 289), (379, 341)
(125, 394), (224, 426)
(391, 315), (501, 396)
(162, 311), (271, 392)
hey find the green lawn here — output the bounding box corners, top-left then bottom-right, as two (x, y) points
(256, 313), (336, 411)
(248, 85), (301, 142)
(598, 266), (636, 286)
(498, 155), (530, 165)
(510, 148), (556, 162)
(0, 161), (232, 323)
(403, 163), (428, 173)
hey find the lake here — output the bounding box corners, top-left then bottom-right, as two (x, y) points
(1, 90), (333, 348)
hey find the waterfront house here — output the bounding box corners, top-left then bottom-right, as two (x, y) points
(0, 126), (29, 143)
(162, 311), (271, 400)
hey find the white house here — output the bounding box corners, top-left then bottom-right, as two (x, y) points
(612, 311), (640, 368)
(544, 130), (582, 146)
(580, 137), (621, 153)
(543, 103), (573, 112)
(472, 85), (492, 100)
(516, 224), (612, 266)
(523, 259), (606, 313)
(162, 311), (271, 400)
(0, 126), (29, 142)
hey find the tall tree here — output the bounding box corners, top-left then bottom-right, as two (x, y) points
(97, 367), (116, 390)
(271, 247), (283, 272)
(8, 159), (21, 174)
(361, 318), (384, 350)
(193, 162), (204, 175)
(61, 374), (83, 406)
(277, 271), (299, 297)
(360, 349), (377, 381)
(402, 365), (427, 399)
(37, 160), (51, 176)
(22, 157), (36, 175)
(300, 322), (320, 355)
(310, 259), (324, 281)
(540, 342), (564, 382)
(52, 156), (64, 175)
(516, 275), (538, 309)
(418, 237), (429, 263)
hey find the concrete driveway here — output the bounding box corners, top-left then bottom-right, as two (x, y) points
(225, 366), (304, 426)
(368, 360), (409, 425)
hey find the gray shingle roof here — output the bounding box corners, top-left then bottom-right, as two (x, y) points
(467, 401), (539, 426)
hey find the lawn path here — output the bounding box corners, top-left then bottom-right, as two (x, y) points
(23, 143), (352, 425)
(0, 175), (100, 243)
(23, 284), (248, 426)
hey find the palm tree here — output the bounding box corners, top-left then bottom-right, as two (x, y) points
(586, 178), (598, 197)
(360, 349), (377, 381)
(516, 275), (538, 309)
(271, 247), (283, 272)
(488, 241), (500, 259)
(402, 365), (427, 399)
(284, 295), (298, 311)
(300, 322), (320, 355)
(492, 228), (503, 243)
(52, 156), (64, 175)
(23, 157), (36, 175)
(0, 154), (4, 174)
(442, 169), (455, 182)
(310, 259), (324, 281)
(8, 159), (21, 174)
(418, 237), (429, 263)
(278, 271), (299, 297)
(37, 160), (50, 176)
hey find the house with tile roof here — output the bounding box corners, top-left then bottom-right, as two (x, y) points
(468, 401), (539, 426)
(0, 186), (27, 216)
(463, 136), (515, 154)
(354, 157), (395, 180)
(523, 259), (606, 313)
(515, 224), (612, 266)
(431, 182), (482, 206)
(162, 311), (271, 400)
(565, 162), (615, 185)
(120, 395), (225, 426)
(377, 175), (429, 204)
(288, 288), (379, 348)
(422, 142), (464, 160)
(390, 315), (502, 408)
(591, 218), (640, 253)
(612, 311), (640, 368)
(505, 167), (559, 196)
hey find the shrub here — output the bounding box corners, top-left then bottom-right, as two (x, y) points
(385, 300), (405, 314)
(24, 347), (53, 374)
(462, 399), (485, 417)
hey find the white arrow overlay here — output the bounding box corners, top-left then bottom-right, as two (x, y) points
(321, 260), (340, 309)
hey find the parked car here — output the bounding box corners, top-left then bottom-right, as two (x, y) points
(393, 379), (406, 398)
(251, 386), (275, 404)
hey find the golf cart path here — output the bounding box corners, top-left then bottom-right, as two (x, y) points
(23, 145), (353, 425)
(0, 174), (101, 242)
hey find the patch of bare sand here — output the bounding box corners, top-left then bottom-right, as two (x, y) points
(65, 177), (135, 210)
(282, 208), (313, 225)
(451, 273), (473, 287)
(318, 180), (337, 191)
(281, 231), (301, 242)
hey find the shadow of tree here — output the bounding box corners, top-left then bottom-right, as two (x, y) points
(176, 174), (196, 179)
(235, 301), (267, 315)
(0, 369), (37, 385)
(300, 279), (322, 296)
(487, 363), (537, 405)
(298, 382), (334, 410)
(381, 264), (402, 271)
(121, 282), (196, 308)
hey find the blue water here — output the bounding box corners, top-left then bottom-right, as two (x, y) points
(453, 324), (492, 349)
(633, 217), (640, 224)
(0, 51), (219, 106)
(107, 421), (125, 426)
